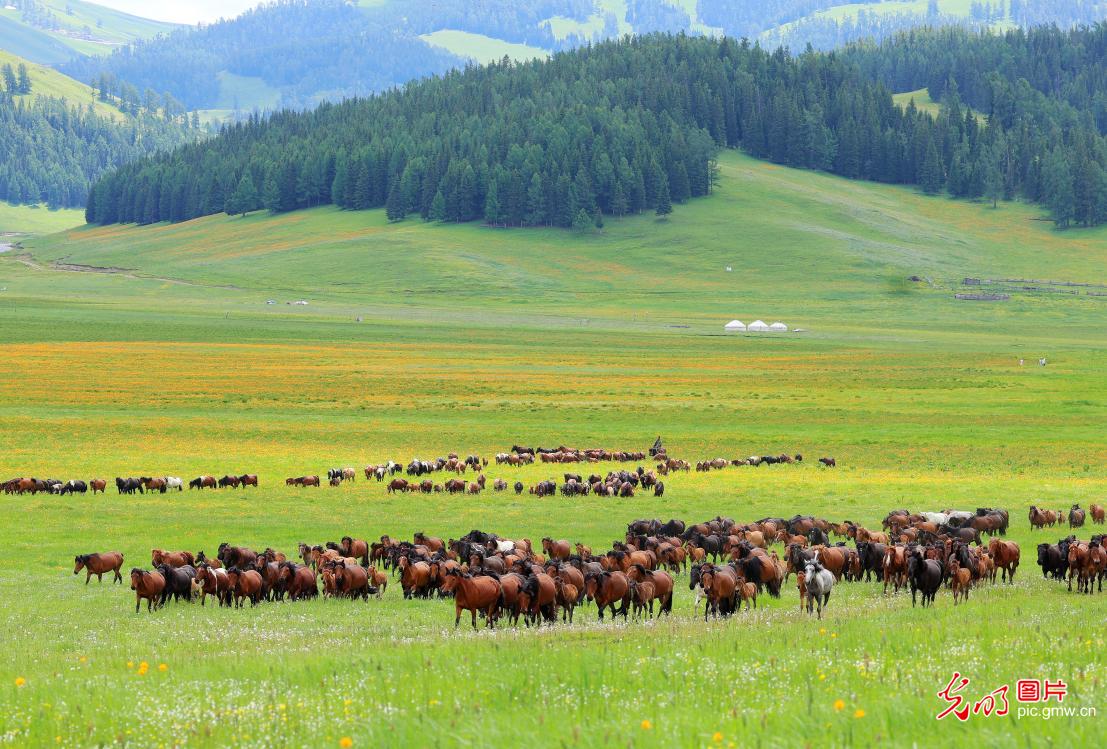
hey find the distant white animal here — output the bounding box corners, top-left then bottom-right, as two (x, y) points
(165, 476), (183, 491)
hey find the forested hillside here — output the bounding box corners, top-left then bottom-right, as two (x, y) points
(0, 50), (199, 209)
(58, 0), (1107, 113)
(86, 29), (1107, 229)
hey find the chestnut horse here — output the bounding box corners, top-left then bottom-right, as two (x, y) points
(988, 539), (1020, 584)
(130, 568), (165, 612)
(584, 571), (630, 621)
(1091, 504), (1105, 525)
(74, 552), (124, 584)
(441, 570), (502, 629)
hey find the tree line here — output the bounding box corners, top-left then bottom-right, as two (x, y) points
(0, 92), (199, 210)
(87, 29), (1107, 229)
(2, 63), (32, 95)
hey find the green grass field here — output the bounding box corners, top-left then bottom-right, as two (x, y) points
(0, 203), (86, 236)
(419, 29), (550, 63)
(1, 151), (1104, 747)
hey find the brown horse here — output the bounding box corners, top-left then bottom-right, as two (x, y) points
(281, 563), (318, 601)
(74, 552), (124, 584)
(988, 539), (1020, 584)
(1091, 504), (1105, 525)
(331, 561), (370, 600)
(735, 575), (758, 610)
(626, 565), (673, 615)
(698, 563), (737, 619)
(338, 536), (369, 565)
(815, 546), (848, 580)
(413, 533), (444, 553)
(225, 567), (263, 607)
(398, 557), (433, 599)
(89, 479), (107, 494)
(541, 537), (571, 560)
(584, 571), (630, 620)
(194, 564), (230, 606)
(949, 559), (972, 604)
(1069, 505), (1086, 528)
(497, 572), (528, 626)
(1028, 505), (1058, 529)
(367, 565), (388, 598)
(628, 580), (657, 618)
(441, 570), (502, 629)
(516, 573), (557, 626)
(882, 546), (908, 594)
(130, 568), (165, 612)
(151, 549), (194, 568)
(238, 474), (258, 488)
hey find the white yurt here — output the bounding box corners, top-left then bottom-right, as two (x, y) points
(747, 320), (770, 332)
(770, 322), (788, 332)
(724, 320), (746, 332)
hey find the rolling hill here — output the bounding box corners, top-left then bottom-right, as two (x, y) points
(24, 150), (1107, 339)
(4, 137), (1106, 749)
(52, 0), (1107, 114)
(0, 47), (120, 118)
(0, 0), (175, 63)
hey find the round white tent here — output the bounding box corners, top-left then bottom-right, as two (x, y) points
(770, 322), (788, 331)
(747, 320), (770, 332)
(724, 320), (746, 332)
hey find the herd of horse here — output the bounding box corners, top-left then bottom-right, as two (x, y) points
(1, 475), (258, 494)
(74, 498), (1107, 625)
(8, 444), (838, 497)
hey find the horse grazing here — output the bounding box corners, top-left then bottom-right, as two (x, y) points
(988, 539), (1020, 584)
(130, 568), (165, 612)
(238, 474), (258, 488)
(74, 552), (124, 584)
(803, 561), (834, 619)
(907, 550), (942, 607)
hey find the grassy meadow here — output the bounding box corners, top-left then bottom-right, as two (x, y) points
(1, 151), (1105, 747)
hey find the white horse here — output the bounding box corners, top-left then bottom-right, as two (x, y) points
(803, 561), (834, 620)
(165, 476), (183, 491)
(920, 511), (950, 526)
(944, 510), (973, 524)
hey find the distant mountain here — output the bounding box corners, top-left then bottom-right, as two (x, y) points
(0, 48), (200, 209)
(0, 0), (176, 63)
(52, 0), (1107, 116)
